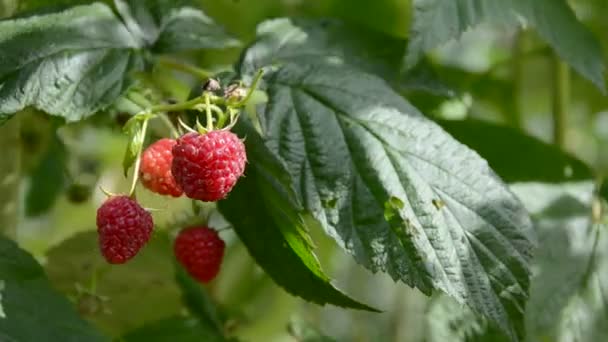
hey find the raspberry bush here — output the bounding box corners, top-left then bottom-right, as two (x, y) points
(1, 1), (608, 341)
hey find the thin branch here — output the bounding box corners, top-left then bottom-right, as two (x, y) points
(157, 56), (212, 80)
(552, 57), (570, 149)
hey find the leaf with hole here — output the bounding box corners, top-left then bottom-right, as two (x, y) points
(218, 118), (377, 312)
(250, 60), (535, 339)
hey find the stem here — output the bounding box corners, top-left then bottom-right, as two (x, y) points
(0, 117), (20, 239)
(157, 56), (212, 80)
(552, 57), (570, 149)
(127, 91), (152, 110)
(592, 178), (603, 224)
(178, 117), (197, 133)
(216, 225), (233, 232)
(235, 70), (264, 107)
(216, 109), (228, 128)
(148, 96), (206, 114)
(127, 92), (179, 138)
(205, 93), (213, 131)
(159, 113), (180, 138)
(128, 119), (149, 198)
(89, 267), (99, 294)
(510, 30), (524, 130)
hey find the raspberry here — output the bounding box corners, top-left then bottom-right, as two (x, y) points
(172, 131), (246, 201)
(96, 196), (153, 264)
(174, 226), (225, 283)
(140, 138), (182, 197)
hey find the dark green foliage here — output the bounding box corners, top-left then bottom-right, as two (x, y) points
(218, 118), (377, 311)
(438, 119), (593, 183)
(0, 236), (107, 341)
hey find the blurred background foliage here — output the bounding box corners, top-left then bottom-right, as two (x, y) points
(1, 0), (607, 341)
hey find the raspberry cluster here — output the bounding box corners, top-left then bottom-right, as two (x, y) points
(95, 74), (258, 283)
(138, 131), (246, 201)
(96, 129), (245, 282)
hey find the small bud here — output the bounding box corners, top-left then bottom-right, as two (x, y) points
(202, 78), (221, 93)
(224, 83), (247, 101)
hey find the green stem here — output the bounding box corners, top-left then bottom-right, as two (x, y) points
(205, 93), (213, 131)
(510, 30), (524, 130)
(126, 91), (152, 110)
(0, 117), (20, 239)
(234, 70), (264, 107)
(159, 113), (180, 138)
(89, 267), (98, 294)
(127, 92), (181, 138)
(592, 178), (604, 224)
(128, 119), (149, 198)
(157, 56), (212, 80)
(216, 108), (228, 128)
(148, 96), (206, 114)
(552, 57), (570, 149)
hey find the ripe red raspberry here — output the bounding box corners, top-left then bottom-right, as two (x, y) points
(96, 196), (153, 264)
(140, 138), (182, 197)
(172, 131), (246, 201)
(174, 226), (225, 283)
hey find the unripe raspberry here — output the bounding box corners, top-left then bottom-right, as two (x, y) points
(96, 196), (153, 264)
(174, 226), (225, 283)
(172, 131), (246, 201)
(140, 138), (182, 197)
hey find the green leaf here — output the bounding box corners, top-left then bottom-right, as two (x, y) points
(238, 18), (454, 103)
(175, 264), (224, 333)
(114, 0), (240, 53)
(406, 0), (606, 92)
(438, 119), (594, 183)
(252, 61), (535, 339)
(238, 18), (406, 83)
(426, 295), (509, 342)
(218, 117), (376, 311)
(121, 113), (151, 176)
(25, 131), (67, 216)
(0, 3), (144, 124)
(45, 231), (184, 336)
(425, 182), (608, 342)
(15, 0), (93, 14)
(0, 235), (107, 341)
(122, 316), (227, 342)
(511, 182), (608, 342)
